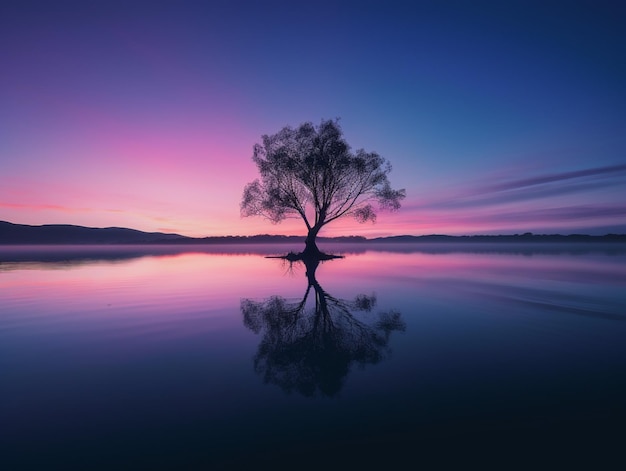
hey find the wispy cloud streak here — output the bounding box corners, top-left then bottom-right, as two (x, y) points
(476, 163), (626, 194)
(412, 163), (626, 211)
(479, 205), (626, 224)
(395, 162), (626, 235)
(0, 202), (93, 213)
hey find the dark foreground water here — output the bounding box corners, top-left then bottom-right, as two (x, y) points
(1, 243), (625, 470)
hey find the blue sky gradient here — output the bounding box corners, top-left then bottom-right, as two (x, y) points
(1, 0), (624, 236)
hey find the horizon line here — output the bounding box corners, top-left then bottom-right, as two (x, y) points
(1, 220), (625, 240)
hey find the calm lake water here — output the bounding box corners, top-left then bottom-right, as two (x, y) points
(1, 243), (625, 469)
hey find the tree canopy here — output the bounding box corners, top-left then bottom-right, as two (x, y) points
(241, 119), (405, 255)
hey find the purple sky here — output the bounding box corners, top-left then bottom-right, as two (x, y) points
(1, 0), (625, 237)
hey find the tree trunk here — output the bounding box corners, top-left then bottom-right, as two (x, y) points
(303, 225), (322, 257)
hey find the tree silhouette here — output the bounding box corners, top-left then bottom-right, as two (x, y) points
(241, 258), (405, 397)
(241, 119), (405, 257)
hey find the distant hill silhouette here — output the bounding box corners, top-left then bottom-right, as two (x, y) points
(0, 221), (367, 245)
(370, 233), (626, 243)
(0, 221), (187, 244)
(0, 221), (624, 244)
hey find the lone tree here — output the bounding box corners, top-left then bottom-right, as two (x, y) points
(241, 119), (405, 257)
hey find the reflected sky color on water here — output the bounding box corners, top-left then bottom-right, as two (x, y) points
(1, 244), (625, 469)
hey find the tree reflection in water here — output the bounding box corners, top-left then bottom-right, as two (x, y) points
(241, 257), (405, 397)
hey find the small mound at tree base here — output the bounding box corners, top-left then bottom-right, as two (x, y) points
(267, 251), (344, 263)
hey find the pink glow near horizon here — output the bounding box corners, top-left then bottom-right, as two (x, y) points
(4, 92), (624, 238)
(3, 150), (625, 237)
